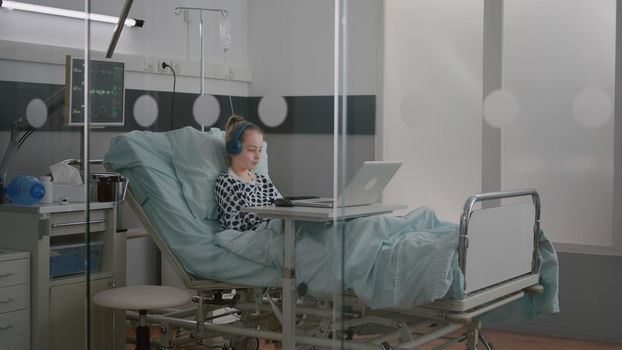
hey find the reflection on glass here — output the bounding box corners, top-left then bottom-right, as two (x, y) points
(133, 94), (159, 128)
(483, 89), (519, 128)
(257, 94), (288, 127)
(25, 98), (48, 128)
(572, 88), (612, 129)
(193, 94), (221, 127)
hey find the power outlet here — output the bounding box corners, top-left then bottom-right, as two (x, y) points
(157, 58), (171, 74)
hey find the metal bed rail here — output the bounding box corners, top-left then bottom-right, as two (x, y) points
(458, 188), (541, 291)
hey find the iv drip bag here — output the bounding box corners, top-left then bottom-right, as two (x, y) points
(219, 17), (232, 50)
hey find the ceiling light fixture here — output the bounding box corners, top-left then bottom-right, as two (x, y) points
(0, 0), (144, 27)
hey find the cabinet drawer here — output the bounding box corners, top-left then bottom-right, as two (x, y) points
(0, 285), (27, 314)
(0, 334), (27, 350)
(0, 310), (27, 339)
(50, 209), (107, 236)
(0, 260), (27, 288)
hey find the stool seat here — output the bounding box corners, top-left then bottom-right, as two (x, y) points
(93, 285), (192, 310)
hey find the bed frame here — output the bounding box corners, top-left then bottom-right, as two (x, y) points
(119, 178), (544, 350)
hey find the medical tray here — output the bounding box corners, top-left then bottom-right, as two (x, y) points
(49, 241), (103, 278)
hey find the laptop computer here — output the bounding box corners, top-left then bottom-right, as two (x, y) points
(293, 161), (403, 208)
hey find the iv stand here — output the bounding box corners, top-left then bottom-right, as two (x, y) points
(174, 6), (228, 94)
(175, 7), (228, 131)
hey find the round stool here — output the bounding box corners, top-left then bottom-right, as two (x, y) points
(93, 285), (192, 350)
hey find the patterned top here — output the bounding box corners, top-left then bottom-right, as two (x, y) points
(215, 169), (280, 231)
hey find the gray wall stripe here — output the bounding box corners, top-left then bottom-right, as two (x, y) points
(0, 81), (375, 135)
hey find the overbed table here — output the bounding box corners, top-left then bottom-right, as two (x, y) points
(242, 203), (406, 349)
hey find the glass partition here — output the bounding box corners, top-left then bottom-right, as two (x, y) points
(7, 0), (614, 349)
(94, 0), (346, 349)
(0, 1), (100, 349)
(500, 0), (616, 251)
(342, 0), (617, 348)
(380, 2), (618, 250)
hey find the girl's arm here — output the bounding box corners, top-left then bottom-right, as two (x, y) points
(216, 179), (266, 231)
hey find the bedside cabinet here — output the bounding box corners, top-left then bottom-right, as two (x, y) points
(0, 250), (30, 350)
(0, 202), (126, 350)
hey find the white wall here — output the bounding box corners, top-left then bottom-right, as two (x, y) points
(382, 0), (484, 221)
(248, 0), (380, 96)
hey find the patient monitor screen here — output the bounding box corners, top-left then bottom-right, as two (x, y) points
(65, 56), (125, 126)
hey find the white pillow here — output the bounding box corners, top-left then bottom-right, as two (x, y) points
(168, 127), (270, 221)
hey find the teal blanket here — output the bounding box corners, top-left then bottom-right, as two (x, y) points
(216, 207), (461, 308)
(104, 128), (558, 321)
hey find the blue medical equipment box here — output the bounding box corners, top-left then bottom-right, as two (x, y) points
(49, 241), (103, 277)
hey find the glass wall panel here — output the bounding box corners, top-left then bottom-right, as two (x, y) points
(501, 0), (616, 250)
(0, 1), (99, 349)
(355, 0), (618, 347)
(96, 0), (345, 349)
(250, 1), (347, 348)
(342, 1), (486, 348)
(382, 0), (484, 220)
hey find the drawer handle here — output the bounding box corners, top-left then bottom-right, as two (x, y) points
(0, 323), (13, 330)
(0, 296), (13, 304)
(0, 270), (13, 278)
(51, 219), (105, 228)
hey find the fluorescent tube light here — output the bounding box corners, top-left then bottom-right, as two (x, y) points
(0, 0), (144, 27)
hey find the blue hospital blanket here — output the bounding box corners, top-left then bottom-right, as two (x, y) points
(215, 207), (461, 308)
(104, 128), (558, 322)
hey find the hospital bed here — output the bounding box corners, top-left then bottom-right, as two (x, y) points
(104, 127), (558, 350)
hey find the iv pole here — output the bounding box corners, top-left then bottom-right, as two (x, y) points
(174, 7), (228, 131)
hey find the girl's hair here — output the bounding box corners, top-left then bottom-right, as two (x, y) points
(224, 114), (263, 146)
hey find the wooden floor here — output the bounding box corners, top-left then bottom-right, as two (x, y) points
(416, 329), (622, 350)
(126, 327), (622, 349)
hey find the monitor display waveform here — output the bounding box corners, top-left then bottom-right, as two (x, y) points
(67, 58), (125, 126)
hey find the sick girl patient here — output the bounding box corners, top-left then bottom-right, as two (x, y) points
(215, 115), (280, 231)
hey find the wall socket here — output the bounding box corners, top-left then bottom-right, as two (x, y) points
(158, 58), (181, 75)
(157, 58), (171, 74)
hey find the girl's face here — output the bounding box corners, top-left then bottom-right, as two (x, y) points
(231, 129), (263, 171)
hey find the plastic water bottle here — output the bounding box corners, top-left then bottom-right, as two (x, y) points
(38, 176), (53, 203)
(5, 176), (45, 205)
